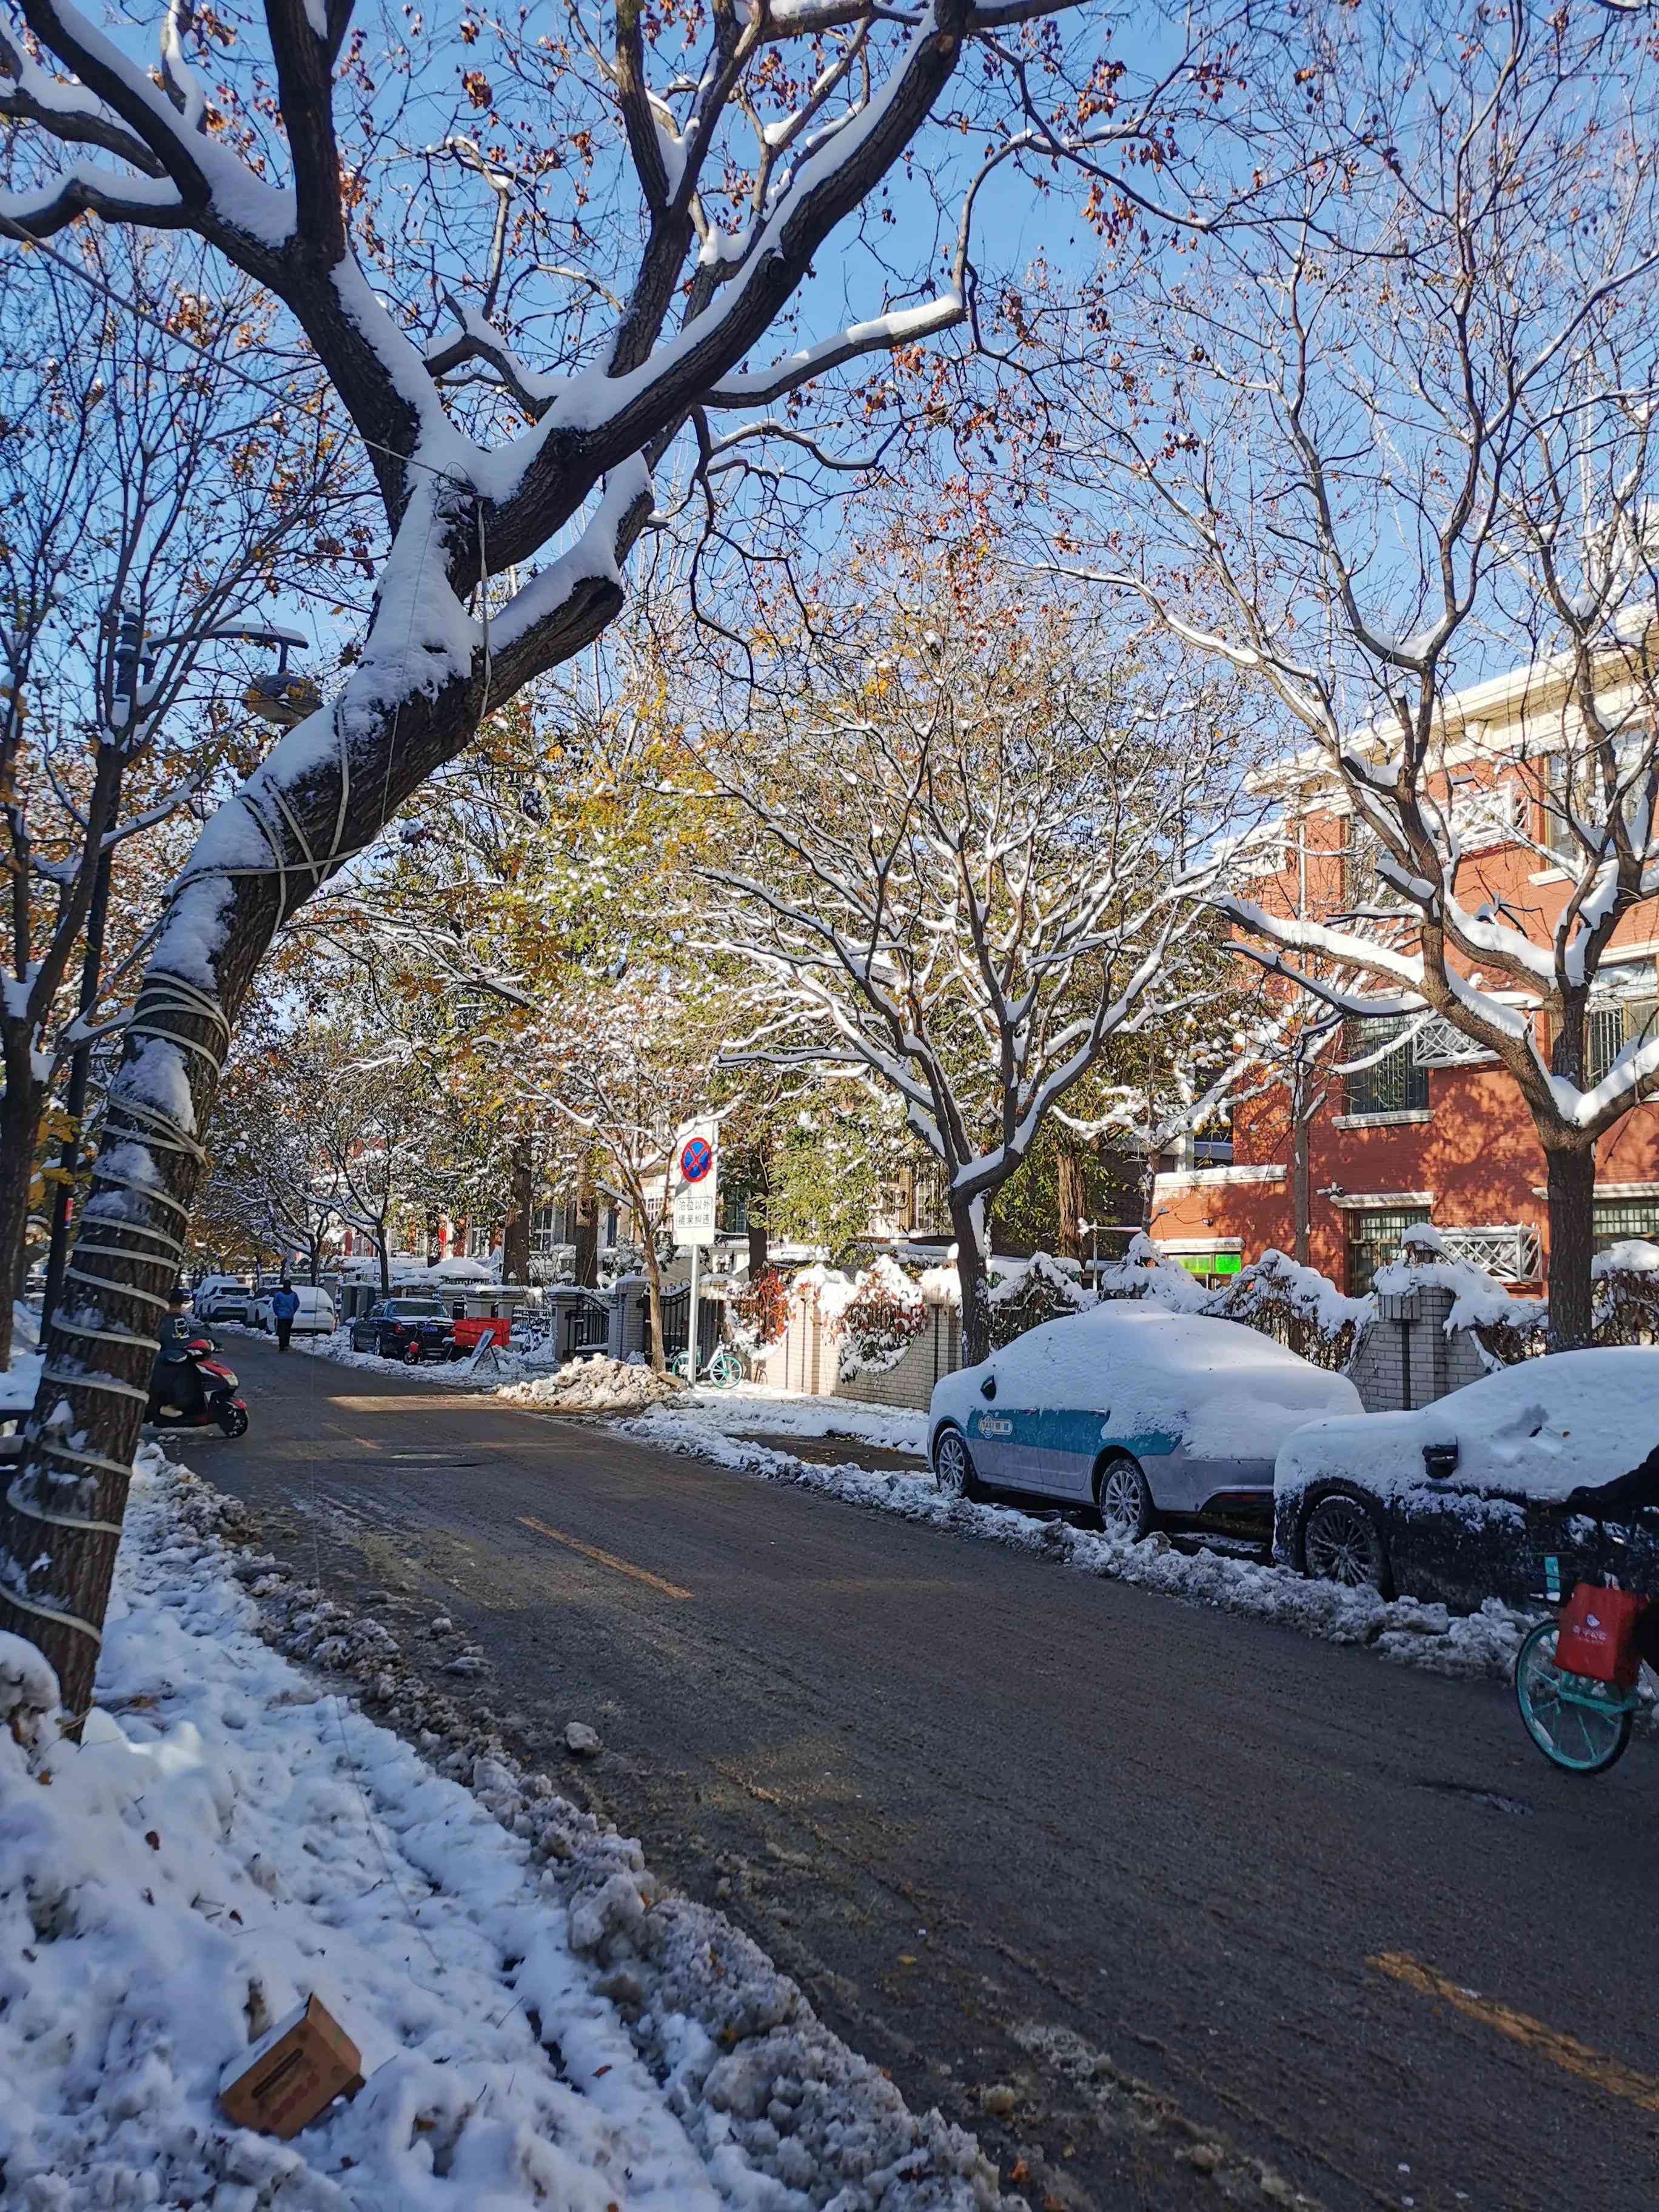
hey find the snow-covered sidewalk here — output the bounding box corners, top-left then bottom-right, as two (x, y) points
(0, 1450), (1006, 2211)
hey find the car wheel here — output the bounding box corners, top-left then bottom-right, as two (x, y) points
(403, 1339), (422, 1366)
(1302, 1490), (1392, 1595)
(932, 1425), (981, 1503)
(1096, 1452), (1155, 1543)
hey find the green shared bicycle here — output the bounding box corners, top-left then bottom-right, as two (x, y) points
(1514, 1520), (1655, 1777)
(669, 1342), (745, 1388)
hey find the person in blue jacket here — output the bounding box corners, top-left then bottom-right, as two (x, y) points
(270, 1278), (300, 1352)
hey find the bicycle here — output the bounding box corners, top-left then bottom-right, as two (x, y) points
(669, 1342), (745, 1387)
(1513, 1508), (1658, 1776)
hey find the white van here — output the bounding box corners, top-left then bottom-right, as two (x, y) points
(253, 1285), (337, 1336)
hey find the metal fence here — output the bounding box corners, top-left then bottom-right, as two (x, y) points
(660, 1286), (723, 1366)
(561, 1293), (611, 1359)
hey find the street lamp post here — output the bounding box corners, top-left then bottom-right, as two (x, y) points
(39, 614), (312, 1327)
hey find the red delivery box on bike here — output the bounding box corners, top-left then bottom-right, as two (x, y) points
(1553, 1583), (1651, 1688)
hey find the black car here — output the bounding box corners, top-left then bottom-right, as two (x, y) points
(1273, 1347), (1659, 1609)
(350, 1297), (455, 1364)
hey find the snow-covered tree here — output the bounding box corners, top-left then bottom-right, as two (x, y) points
(0, 229), (348, 1365)
(701, 582), (1254, 1359)
(1036, 7), (1659, 1346)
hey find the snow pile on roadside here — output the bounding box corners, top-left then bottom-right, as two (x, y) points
(500, 1356), (688, 1415)
(0, 1452), (1008, 2210)
(618, 1404), (1599, 1695)
(672, 1385), (928, 1458)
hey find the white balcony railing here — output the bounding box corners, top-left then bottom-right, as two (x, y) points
(1410, 1014), (1500, 1069)
(1434, 1223), (1543, 1282)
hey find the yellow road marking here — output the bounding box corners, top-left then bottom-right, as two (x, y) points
(1370, 1951), (1659, 2113)
(517, 1515), (692, 1600)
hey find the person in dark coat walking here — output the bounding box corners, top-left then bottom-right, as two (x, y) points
(270, 1279), (300, 1352)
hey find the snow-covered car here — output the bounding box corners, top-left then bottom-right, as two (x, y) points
(929, 1303), (1363, 1537)
(1275, 1347), (1659, 1609)
(252, 1285), (336, 1336)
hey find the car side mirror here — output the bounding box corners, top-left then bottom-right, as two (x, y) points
(980, 1375), (997, 1401)
(1422, 1441), (1459, 1480)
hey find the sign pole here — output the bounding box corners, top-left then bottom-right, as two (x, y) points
(686, 1238), (700, 1384)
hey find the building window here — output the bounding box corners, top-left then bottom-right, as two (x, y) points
(1584, 992), (1659, 1087)
(911, 1162), (949, 1235)
(1541, 740), (1652, 865)
(1346, 1204), (1431, 1296)
(1593, 1197), (1659, 1256)
(530, 1204), (574, 1255)
(1344, 1017), (1429, 1118)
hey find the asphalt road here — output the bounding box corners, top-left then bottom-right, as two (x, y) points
(201, 1335), (1659, 2212)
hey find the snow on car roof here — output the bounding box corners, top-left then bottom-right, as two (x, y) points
(1277, 1346), (1659, 1503)
(940, 1300), (1359, 1458)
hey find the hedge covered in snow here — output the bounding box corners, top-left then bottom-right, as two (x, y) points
(837, 1256), (928, 1378)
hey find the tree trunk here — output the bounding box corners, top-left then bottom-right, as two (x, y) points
(501, 1135), (533, 1284)
(950, 1189), (992, 1367)
(0, 1049), (43, 1370)
(377, 1231), (392, 1301)
(1545, 1144), (1597, 1351)
(639, 1205), (667, 1372)
(1055, 1139), (1086, 1264)
(573, 1151), (599, 1289)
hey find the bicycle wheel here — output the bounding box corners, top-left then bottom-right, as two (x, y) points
(1514, 1619), (1634, 1775)
(708, 1347), (742, 1387)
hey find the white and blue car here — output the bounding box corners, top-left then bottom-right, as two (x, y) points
(929, 1302), (1362, 1539)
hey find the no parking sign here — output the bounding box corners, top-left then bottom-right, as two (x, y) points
(671, 1117), (720, 1247)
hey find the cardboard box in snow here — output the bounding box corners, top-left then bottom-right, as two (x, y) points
(219, 1994), (363, 2139)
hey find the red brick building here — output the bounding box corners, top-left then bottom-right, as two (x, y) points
(1153, 654), (1659, 1296)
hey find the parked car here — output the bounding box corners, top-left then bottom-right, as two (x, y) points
(1274, 1347), (1659, 1609)
(252, 1285), (336, 1336)
(929, 1303), (1363, 1537)
(349, 1297), (455, 1363)
(196, 1276), (257, 1325)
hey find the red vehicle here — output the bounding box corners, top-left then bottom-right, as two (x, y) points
(147, 1333), (250, 1439)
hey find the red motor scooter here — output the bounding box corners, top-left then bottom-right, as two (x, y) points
(147, 1333), (249, 1439)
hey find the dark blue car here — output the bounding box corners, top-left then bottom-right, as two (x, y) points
(350, 1297), (455, 1364)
